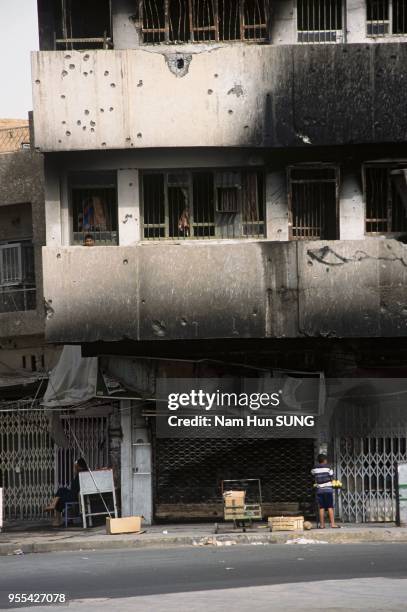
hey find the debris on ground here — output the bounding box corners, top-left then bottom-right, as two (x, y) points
(286, 538), (328, 545)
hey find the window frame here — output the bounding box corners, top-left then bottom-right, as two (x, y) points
(141, 167), (266, 240)
(287, 163), (340, 241)
(363, 161), (407, 236)
(296, 0), (346, 44)
(366, 0), (407, 37)
(139, 0), (270, 45)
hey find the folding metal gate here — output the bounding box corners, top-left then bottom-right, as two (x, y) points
(0, 404), (109, 520)
(0, 403), (55, 520)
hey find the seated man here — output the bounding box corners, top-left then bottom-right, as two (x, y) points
(45, 458), (88, 527)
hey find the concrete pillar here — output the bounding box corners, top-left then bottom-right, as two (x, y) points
(44, 159), (62, 246)
(117, 169), (141, 245)
(271, 1), (296, 45)
(112, 0), (142, 50)
(120, 400), (153, 524)
(120, 400), (132, 517)
(339, 171), (365, 240)
(60, 174), (70, 246)
(346, 0), (369, 44)
(266, 171), (289, 241)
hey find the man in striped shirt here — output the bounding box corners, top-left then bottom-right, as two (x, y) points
(311, 454), (340, 528)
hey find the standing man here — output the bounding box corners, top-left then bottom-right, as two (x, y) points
(311, 454), (340, 529)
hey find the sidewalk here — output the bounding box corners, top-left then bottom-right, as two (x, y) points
(2, 520), (407, 556)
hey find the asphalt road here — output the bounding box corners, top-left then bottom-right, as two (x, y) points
(1, 543), (407, 611)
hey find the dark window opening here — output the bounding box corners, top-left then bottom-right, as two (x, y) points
(365, 165), (407, 234)
(55, 0), (112, 50)
(142, 169), (264, 240)
(288, 166), (339, 240)
(70, 172), (118, 245)
(393, 0), (407, 33)
(141, 0), (269, 44)
(367, 0), (407, 35)
(297, 0), (344, 43)
(0, 240), (36, 313)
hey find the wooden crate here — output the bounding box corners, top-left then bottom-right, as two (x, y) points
(268, 516), (304, 531)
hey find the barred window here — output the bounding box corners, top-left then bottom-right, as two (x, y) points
(140, 0), (269, 44)
(70, 172), (118, 245)
(364, 164), (407, 234)
(142, 169), (264, 239)
(54, 0), (112, 50)
(288, 165), (339, 240)
(367, 0), (407, 36)
(297, 0), (344, 43)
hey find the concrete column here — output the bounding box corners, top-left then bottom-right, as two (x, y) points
(131, 408), (153, 525)
(117, 169), (141, 245)
(339, 171), (365, 240)
(60, 173), (70, 246)
(271, 1), (296, 45)
(120, 400), (132, 517)
(346, 0), (369, 44)
(44, 159), (62, 246)
(112, 0), (142, 50)
(266, 171), (289, 241)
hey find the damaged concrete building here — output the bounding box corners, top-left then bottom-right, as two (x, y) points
(32, 0), (407, 524)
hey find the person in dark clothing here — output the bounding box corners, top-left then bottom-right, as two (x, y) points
(311, 453), (340, 529)
(45, 458), (88, 527)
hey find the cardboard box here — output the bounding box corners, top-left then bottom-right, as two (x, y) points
(268, 516), (304, 531)
(106, 516), (142, 535)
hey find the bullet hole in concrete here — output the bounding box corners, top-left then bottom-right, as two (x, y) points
(83, 126), (87, 131)
(137, 133), (142, 138)
(91, 128), (95, 132)
(244, 125), (249, 129)
(83, 72), (88, 77)
(326, 267), (330, 273)
(58, 139), (62, 143)
(129, 182), (133, 186)
(104, 70), (109, 76)
(84, 109), (90, 115)
(109, 107), (114, 112)
(165, 53), (192, 78)
(60, 94), (66, 99)
(83, 54), (90, 61)
(77, 120), (81, 125)
(126, 137), (131, 141)
(180, 318), (188, 327)
(141, 299), (146, 304)
(152, 320), (166, 337)
(110, 83), (116, 88)
(35, 79), (40, 85)
(90, 120), (96, 126)
(69, 64), (75, 70)
(89, 70), (93, 74)
(101, 142), (107, 146)
(56, 253), (61, 259)
(208, 89), (213, 95)
(177, 58), (184, 70)
(65, 54), (71, 60)
(228, 109), (233, 114)
(137, 80), (143, 87)
(123, 259), (128, 265)
(100, 108), (104, 112)
(252, 310), (258, 317)
(66, 131), (71, 136)
(130, 143), (134, 147)
(227, 84), (244, 97)
(62, 70), (68, 77)
(214, 73), (219, 78)
(61, 120), (66, 125)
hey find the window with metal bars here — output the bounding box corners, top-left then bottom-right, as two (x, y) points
(140, 0), (269, 44)
(0, 241), (36, 313)
(297, 0), (344, 43)
(367, 0), (407, 36)
(142, 169), (264, 239)
(54, 0), (112, 50)
(288, 165), (339, 240)
(364, 164), (407, 234)
(70, 172), (118, 245)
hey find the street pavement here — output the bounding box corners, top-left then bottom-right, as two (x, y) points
(1, 543), (407, 611)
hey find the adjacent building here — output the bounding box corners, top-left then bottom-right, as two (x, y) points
(31, 1), (407, 524)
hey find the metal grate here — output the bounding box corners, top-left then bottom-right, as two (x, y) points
(288, 166), (339, 240)
(154, 437), (315, 511)
(367, 0), (407, 36)
(142, 169), (264, 240)
(141, 0), (269, 44)
(297, 0), (344, 43)
(0, 404), (55, 520)
(0, 126), (30, 153)
(54, 0), (112, 50)
(0, 242), (36, 313)
(71, 176), (118, 245)
(364, 165), (407, 234)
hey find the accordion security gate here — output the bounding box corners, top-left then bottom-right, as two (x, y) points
(0, 405), (108, 520)
(154, 437), (315, 518)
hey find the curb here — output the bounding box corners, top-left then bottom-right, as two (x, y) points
(2, 528), (407, 556)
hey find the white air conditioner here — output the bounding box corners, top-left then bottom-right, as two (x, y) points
(297, 29), (344, 43)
